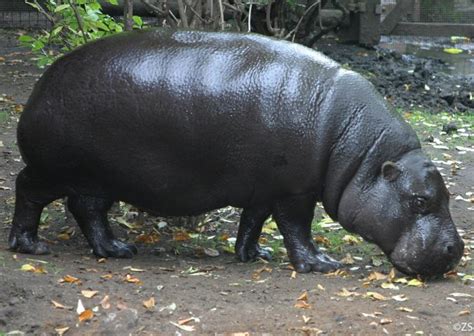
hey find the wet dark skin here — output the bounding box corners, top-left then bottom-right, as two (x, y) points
(9, 30), (464, 276)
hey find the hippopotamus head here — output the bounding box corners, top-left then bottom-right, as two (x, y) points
(339, 149), (464, 277)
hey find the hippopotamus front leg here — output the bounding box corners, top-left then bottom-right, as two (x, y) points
(273, 194), (342, 273)
(67, 195), (137, 258)
(235, 205), (272, 262)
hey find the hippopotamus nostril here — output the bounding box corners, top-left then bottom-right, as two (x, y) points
(446, 245), (454, 255)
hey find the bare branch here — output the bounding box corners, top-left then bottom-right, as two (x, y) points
(283, 0), (320, 41)
(177, 0), (189, 27)
(140, 0), (166, 16)
(217, 0), (225, 30)
(265, 0), (277, 35)
(67, 0), (88, 43)
(247, 3), (253, 32)
(124, 0), (134, 31)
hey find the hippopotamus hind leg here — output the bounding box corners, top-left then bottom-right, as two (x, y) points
(235, 205), (272, 262)
(9, 167), (64, 255)
(67, 195), (138, 258)
(273, 194), (342, 273)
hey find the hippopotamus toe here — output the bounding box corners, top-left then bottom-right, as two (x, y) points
(290, 247), (342, 273)
(236, 244), (272, 262)
(9, 231), (51, 255)
(92, 239), (138, 259)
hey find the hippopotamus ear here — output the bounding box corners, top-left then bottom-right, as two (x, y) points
(382, 161), (401, 181)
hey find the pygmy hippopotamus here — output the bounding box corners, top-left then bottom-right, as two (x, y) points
(9, 30), (464, 276)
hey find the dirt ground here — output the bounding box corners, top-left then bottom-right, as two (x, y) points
(0, 29), (473, 336)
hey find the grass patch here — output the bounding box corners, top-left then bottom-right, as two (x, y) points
(402, 110), (474, 148)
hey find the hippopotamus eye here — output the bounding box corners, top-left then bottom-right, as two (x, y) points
(413, 196), (428, 212)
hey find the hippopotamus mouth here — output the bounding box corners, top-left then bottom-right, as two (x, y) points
(387, 218), (465, 277)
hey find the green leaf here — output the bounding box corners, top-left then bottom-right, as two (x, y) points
(37, 56), (52, 68)
(132, 16), (143, 27)
(106, 0), (119, 5)
(32, 40), (45, 51)
(95, 21), (110, 31)
(51, 26), (64, 37)
(18, 35), (35, 43)
(89, 2), (102, 10)
(443, 48), (463, 55)
(54, 4), (70, 12)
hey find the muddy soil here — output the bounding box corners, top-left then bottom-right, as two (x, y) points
(0, 29), (473, 335)
(316, 37), (474, 113)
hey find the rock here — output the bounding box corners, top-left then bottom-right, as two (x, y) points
(95, 308), (139, 335)
(424, 135), (434, 143)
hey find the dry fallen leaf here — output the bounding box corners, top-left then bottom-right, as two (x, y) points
(100, 295), (111, 309)
(394, 277), (408, 284)
(362, 312), (377, 318)
(407, 278), (425, 287)
(76, 299), (85, 315)
(367, 271), (387, 282)
(337, 288), (360, 297)
(55, 327), (69, 336)
(380, 318), (393, 325)
(101, 273), (113, 280)
(397, 307), (414, 313)
(173, 230), (191, 241)
(143, 297), (155, 310)
(170, 321), (195, 331)
(81, 290), (98, 298)
(342, 235), (361, 245)
(297, 291), (308, 301)
(295, 291), (311, 309)
(57, 233), (71, 241)
(60, 275), (81, 285)
(325, 269), (348, 277)
(159, 302), (177, 313)
(252, 266), (272, 280)
(178, 317), (200, 325)
(302, 315), (311, 324)
(20, 264), (47, 274)
(317, 284), (325, 291)
(291, 271), (297, 279)
(449, 292), (473, 298)
(51, 300), (72, 310)
(124, 274), (142, 284)
(381, 282), (399, 290)
(365, 292), (388, 301)
(135, 232), (160, 244)
(117, 302), (128, 310)
(388, 268), (396, 282)
(340, 253), (355, 265)
(78, 309), (94, 322)
(458, 309), (471, 316)
(314, 235), (330, 247)
(123, 266), (145, 272)
(294, 301), (311, 309)
(203, 247), (220, 257)
(392, 294), (409, 302)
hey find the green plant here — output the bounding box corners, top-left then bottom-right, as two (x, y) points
(19, 0), (144, 67)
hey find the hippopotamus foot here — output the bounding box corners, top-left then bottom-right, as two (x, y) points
(273, 193), (342, 273)
(235, 206), (272, 262)
(9, 232), (50, 255)
(91, 238), (138, 258)
(67, 195), (138, 258)
(9, 168), (64, 255)
(290, 245), (342, 273)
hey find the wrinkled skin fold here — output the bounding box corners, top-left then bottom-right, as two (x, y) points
(9, 30), (464, 276)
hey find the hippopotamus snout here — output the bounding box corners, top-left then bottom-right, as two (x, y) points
(389, 218), (464, 277)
